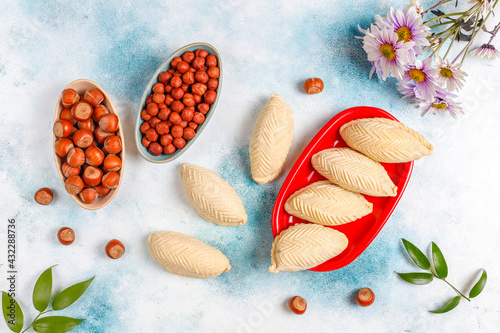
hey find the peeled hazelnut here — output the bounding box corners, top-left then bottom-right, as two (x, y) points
(207, 66), (220, 79)
(141, 109), (152, 121)
(195, 49), (208, 58)
(183, 127), (196, 140)
(142, 136), (151, 148)
(140, 122), (151, 134)
(172, 137), (186, 149)
(160, 134), (173, 146)
(195, 70), (209, 83)
(204, 90), (217, 104)
(182, 51), (195, 62)
(182, 71), (195, 85)
(148, 142), (163, 156)
(147, 103), (159, 116)
(152, 82), (165, 94)
(205, 54), (217, 67)
(159, 71), (172, 84)
(207, 78), (218, 91)
(164, 143), (176, 154)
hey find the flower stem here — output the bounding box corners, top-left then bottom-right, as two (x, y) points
(442, 279), (471, 302)
(487, 21), (500, 44)
(428, 20), (455, 29)
(424, 12), (466, 25)
(423, 0), (453, 15)
(443, 28), (460, 59)
(20, 309), (53, 333)
(431, 25), (459, 57)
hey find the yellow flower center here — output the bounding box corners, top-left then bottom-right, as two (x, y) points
(432, 102), (448, 110)
(380, 43), (397, 60)
(409, 69), (426, 82)
(440, 68), (453, 78)
(397, 27), (413, 43)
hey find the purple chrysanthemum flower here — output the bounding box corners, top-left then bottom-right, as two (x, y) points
(402, 58), (440, 102)
(397, 82), (418, 99)
(418, 91), (464, 119)
(375, 6), (431, 60)
(434, 56), (468, 91)
(358, 24), (414, 80)
(470, 44), (500, 59)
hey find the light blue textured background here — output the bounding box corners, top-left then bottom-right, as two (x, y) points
(0, 0), (499, 332)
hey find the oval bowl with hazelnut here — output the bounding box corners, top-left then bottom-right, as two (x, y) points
(53, 79), (125, 210)
(134, 42), (222, 163)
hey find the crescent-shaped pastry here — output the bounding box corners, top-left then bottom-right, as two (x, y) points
(269, 223), (348, 273)
(249, 93), (294, 184)
(180, 163), (247, 226)
(284, 180), (373, 226)
(339, 117), (433, 163)
(148, 231), (231, 279)
(311, 148), (397, 197)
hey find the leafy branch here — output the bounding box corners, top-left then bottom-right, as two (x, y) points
(396, 239), (487, 314)
(1, 266), (94, 332)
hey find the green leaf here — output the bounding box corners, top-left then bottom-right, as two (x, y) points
(32, 316), (84, 333)
(401, 239), (431, 270)
(52, 276), (95, 311)
(431, 242), (448, 279)
(33, 266), (54, 312)
(397, 272), (434, 285)
(469, 269), (487, 298)
(429, 295), (461, 314)
(2, 292), (24, 332)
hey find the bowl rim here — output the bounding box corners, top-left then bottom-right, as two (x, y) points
(134, 42), (222, 164)
(53, 79), (125, 210)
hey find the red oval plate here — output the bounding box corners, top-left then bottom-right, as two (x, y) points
(271, 106), (414, 271)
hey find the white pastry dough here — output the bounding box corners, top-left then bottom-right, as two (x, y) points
(339, 117), (433, 163)
(269, 223), (348, 273)
(249, 93), (294, 184)
(148, 231), (231, 279)
(284, 180), (373, 226)
(311, 148), (397, 197)
(180, 163), (247, 226)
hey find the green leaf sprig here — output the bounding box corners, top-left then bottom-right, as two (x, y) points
(1, 266), (94, 332)
(397, 238), (487, 314)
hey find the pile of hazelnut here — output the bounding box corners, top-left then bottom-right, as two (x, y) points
(53, 88), (122, 204)
(140, 48), (220, 156)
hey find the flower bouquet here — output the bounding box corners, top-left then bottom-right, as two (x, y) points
(358, 0), (499, 118)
